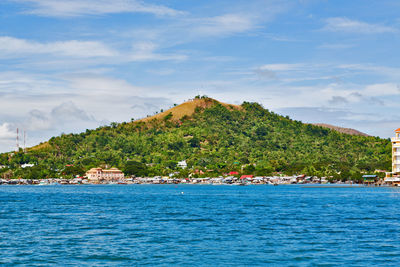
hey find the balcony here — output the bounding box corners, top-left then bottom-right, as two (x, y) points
(385, 177), (400, 182)
(393, 143), (400, 148)
(392, 137), (400, 142)
(394, 152), (400, 156)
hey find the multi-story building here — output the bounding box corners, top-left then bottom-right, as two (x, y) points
(86, 167), (124, 182)
(392, 128), (400, 174)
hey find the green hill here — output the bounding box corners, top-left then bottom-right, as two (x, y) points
(0, 96), (392, 180)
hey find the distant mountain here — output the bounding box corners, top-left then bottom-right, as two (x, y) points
(0, 96), (391, 179)
(312, 123), (369, 137)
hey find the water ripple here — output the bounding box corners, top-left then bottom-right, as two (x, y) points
(1, 185), (400, 266)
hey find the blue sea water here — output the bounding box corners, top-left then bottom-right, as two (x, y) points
(1, 185), (400, 266)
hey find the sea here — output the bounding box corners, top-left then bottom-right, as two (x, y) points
(1, 185), (400, 266)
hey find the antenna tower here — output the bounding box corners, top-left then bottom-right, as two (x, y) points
(23, 130), (26, 153)
(16, 128), (19, 152)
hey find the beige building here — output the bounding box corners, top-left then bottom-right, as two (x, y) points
(86, 167), (124, 182)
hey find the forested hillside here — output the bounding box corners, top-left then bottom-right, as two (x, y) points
(0, 97), (392, 180)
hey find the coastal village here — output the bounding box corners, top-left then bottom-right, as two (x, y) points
(1, 128), (400, 186)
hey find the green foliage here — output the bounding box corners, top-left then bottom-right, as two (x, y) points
(243, 164), (256, 174)
(124, 161), (148, 177)
(1, 99), (392, 180)
(163, 112), (173, 121)
(188, 137), (200, 148)
(15, 165), (56, 180)
(62, 165), (85, 178)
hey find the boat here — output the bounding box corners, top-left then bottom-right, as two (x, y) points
(38, 180), (50, 186)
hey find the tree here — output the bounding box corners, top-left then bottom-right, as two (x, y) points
(62, 165), (85, 178)
(243, 164), (255, 174)
(255, 125), (268, 137)
(124, 161), (148, 177)
(188, 137), (200, 148)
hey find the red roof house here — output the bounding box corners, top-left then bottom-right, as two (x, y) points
(240, 175), (254, 179)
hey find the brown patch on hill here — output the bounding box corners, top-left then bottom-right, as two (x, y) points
(29, 142), (51, 152)
(312, 123), (369, 136)
(136, 98), (242, 123)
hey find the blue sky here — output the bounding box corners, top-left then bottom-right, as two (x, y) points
(0, 0), (399, 152)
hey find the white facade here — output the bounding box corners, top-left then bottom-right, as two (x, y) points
(177, 160), (187, 169)
(392, 129), (400, 174)
(21, 163), (35, 168)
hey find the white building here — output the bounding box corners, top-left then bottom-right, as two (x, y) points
(21, 163), (35, 168)
(392, 128), (400, 174)
(177, 160), (187, 169)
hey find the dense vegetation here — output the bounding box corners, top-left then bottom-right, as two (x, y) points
(0, 98), (392, 181)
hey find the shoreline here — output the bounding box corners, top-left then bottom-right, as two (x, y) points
(0, 175), (389, 186)
(0, 181), (392, 187)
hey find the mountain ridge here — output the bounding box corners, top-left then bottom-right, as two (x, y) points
(136, 98), (369, 137)
(0, 96), (391, 180)
(311, 123), (369, 137)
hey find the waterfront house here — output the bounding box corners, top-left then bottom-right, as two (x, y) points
(363, 175), (378, 185)
(86, 167), (124, 183)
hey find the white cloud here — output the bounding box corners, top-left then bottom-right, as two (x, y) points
(255, 63), (332, 81)
(323, 17), (396, 34)
(194, 14), (256, 37)
(66, 75), (143, 95)
(13, 0), (183, 17)
(338, 64), (400, 79)
(0, 36), (188, 66)
(147, 68), (176, 76)
(0, 36), (116, 58)
(253, 62), (400, 85)
(51, 101), (95, 122)
(27, 110), (51, 131)
(129, 42), (187, 61)
(363, 83), (400, 97)
(259, 64), (305, 71)
(0, 123), (15, 139)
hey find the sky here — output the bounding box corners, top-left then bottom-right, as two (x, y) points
(0, 0), (399, 152)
